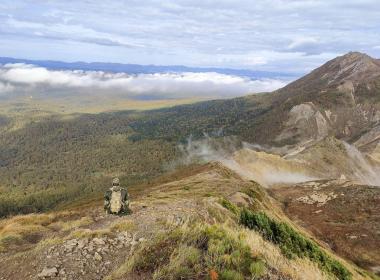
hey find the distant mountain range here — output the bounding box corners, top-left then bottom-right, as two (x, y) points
(0, 56), (297, 80)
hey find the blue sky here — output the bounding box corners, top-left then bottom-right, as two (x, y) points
(0, 0), (380, 74)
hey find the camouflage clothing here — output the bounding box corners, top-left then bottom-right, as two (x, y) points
(104, 178), (131, 215)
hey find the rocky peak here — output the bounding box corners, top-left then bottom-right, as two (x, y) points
(279, 51), (380, 96)
(325, 51), (380, 83)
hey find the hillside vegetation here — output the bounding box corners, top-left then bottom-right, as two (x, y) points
(0, 163), (371, 280)
(1, 53), (380, 217)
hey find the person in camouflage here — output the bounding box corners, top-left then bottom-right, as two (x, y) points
(104, 178), (131, 215)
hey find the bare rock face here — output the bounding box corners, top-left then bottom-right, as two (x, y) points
(271, 52), (380, 150)
(276, 102), (331, 144)
(354, 125), (380, 152)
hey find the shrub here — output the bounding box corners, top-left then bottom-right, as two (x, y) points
(240, 209), (352, 280)
(249, 260), (266, 279)
(220, 269), (244, 280)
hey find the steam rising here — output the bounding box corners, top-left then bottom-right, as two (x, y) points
(178, 136), (380, 187)
(343, 142), (380, 186)
(179, 136), (318, 187)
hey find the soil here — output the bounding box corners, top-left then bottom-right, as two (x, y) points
(270, 179), (380, 275)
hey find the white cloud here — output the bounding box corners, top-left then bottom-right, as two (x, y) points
(0, 63), (289, 99)
(288, 37), (319, 51)
(6, 18), (145, 48)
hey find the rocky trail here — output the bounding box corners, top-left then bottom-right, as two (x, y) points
(0, 193), (207, 280)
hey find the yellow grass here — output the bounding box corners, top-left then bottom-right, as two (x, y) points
(69, 228), (114, 239)
(109, 220), (136, 233)
(0, 210), (90, 252)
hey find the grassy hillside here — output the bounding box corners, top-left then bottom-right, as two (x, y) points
(0, 163), (372, 280)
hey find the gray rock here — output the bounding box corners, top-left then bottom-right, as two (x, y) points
(38, 267), (58, 278)
(77, 239), (87, 249)
(92, 238), (105, 246)
(94, 252), (103, 262)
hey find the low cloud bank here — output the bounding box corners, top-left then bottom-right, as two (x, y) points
(0, 63), (289, 99)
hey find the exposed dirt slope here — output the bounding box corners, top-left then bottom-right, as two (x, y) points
(270, 179), (380, 276)
(229, 136), (380, 187)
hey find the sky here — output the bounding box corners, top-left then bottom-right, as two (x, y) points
(0, 0), (380, 74)
(0, 1), (380, 100)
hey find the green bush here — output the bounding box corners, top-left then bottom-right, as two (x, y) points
(240, 209), (352, 280)
(220, 269), (244, 280)
(249, 260), (266, 279)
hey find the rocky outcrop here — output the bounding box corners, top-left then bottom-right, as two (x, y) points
(276, 102), (331, 144)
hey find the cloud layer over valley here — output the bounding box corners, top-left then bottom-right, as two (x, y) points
(0, 63), (289, 100)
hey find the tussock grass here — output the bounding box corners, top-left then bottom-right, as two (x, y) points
(54, 216), (94, 232)
(219, 198), (239, 216)
(243, 222), (328, 279)
(0, 211), (92, 252)
(240, 209), (352, 280)
(109, 223), (267, 280)
(0, 213), (54, 251)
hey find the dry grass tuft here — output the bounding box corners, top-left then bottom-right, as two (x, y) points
(109, 220), (136, 233)
(0, 213), (55, 252)
(244, 228), (327, 280)
(0, 210), (92, 252)
(69, 228), (114, 239)
(53, 216), (94, 232)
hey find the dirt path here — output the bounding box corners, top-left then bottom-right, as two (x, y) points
(0, 195), (207, 280)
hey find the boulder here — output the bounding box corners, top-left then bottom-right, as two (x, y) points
(38, 267), (58, 278)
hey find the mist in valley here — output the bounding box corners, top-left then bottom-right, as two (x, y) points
(178, 135), (380, 187)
